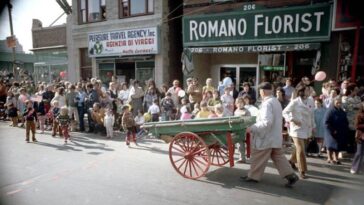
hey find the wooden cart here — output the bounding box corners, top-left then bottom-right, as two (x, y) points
(142, 116), (255, 179)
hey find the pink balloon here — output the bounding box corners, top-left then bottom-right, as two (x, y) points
(60, 71), (67, 78)
(315, 71), (326, 81)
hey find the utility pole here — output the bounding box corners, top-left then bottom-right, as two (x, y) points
(7, 2), (17, 80)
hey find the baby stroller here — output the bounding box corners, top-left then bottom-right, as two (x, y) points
(0, 101), (6, 120)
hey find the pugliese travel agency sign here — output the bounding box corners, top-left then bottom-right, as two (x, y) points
(183, 4), (332, 47)
(88, 27), (159, 57)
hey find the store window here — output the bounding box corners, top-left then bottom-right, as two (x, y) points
(80, 48), (92, 80)
(119, 0), (154, 18)
(79, 0), (106, 24)
(99, 63), (114, 87)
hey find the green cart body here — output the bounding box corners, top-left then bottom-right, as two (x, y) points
(142, 116), (256, 179)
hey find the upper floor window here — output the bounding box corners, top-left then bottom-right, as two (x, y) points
(79, 0), (106, 24)
(119, 0), (154, 18)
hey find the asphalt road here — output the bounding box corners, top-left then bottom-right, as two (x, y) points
(0, 122), (363, 205)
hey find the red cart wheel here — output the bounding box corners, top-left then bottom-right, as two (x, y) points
(208, 143), (232, 166)
(169, 132), (211, 179)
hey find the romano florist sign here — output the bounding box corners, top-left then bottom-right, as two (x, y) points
(183, 4), (332, 47)
(88, 27), (159, 57)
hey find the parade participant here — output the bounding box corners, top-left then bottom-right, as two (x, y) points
(37, 99), (47, 133)
(90, 102), (106, 135)
(180, 106), (192, 120)
(51, 101), (62, 137)
(118, 82), (129, 105)
(324, 88), (339, 108)
(51, 87), (66, 108)
(148, 98), (160, 122)
(276, 87), (289, 110)
(42, 84), (55, 103)
(283, 85), (315, 179)
(23, 100), (38, 143)
(134, 110), (145, 136)
(18, 88), (29, 127)
(167, 80), (182, 108)
(283, 78), (295, 101)
(195, 101), (210, 119)
(128, 80), (144, 116)
(244, 82), (299, 187)
(187, 78), (202, 109)
(325, 98), (349, 165)
(202, 78), (215, 97)
(143, 86), (158, 112)
(234, 97), (251, 164)
(351, 102), (364, 174)
(76, 84), (87, 132)
(160, 92), (175, 121)
(207, 90), (221, 110)
(238, 82), (257, 104)
(6, 103), (18, 127)
(104, 108), (115, 139)
(313, 98), (327, 155)
(66, 84), (79, 131)
(342, 87), (362, 153)
(221, 87), (234, 117)
(85, 83), (100, 133)
(122, 105), (137, 146)
(57, 107), (71, 143)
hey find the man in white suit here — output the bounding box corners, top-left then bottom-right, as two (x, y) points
(243, 82), (299, 187)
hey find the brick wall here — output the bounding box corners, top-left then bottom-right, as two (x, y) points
(32, 25), (67, 48)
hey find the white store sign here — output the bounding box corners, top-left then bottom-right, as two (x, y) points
(88, 27), (159, 57)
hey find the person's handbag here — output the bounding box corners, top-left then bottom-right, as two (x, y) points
(306, 137), (319, 154)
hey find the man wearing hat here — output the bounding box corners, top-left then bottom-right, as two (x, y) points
(243, 82), (299, 187)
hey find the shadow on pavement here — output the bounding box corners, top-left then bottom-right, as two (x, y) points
(128, 144), (170, 155)
(33, 141), (83, 152)
(201, 167), (358, 204)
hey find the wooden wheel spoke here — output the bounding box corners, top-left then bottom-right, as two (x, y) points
(169, 132), (211, 179)
(190, 160), (200, 176)
(175, 141), (187, 152)
(177, 159), (187, 170)
(183, 160), (189, 175)
(190, 159), (204, 172)
(173, 157), (185, 164)
(194, 156), (208, 167)
(172, 145), (185, 154)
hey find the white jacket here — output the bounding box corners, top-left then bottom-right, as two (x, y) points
(282, 97), (315, 139)
(250, 96), (283, 150)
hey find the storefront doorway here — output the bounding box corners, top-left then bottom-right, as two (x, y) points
(219, 64), (258, 92)
(116, 62), (135, 85)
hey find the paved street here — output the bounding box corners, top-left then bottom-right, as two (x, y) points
(0, 122), (363, 205)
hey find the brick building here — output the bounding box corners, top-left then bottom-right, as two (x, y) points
(31, 19), (68, 82)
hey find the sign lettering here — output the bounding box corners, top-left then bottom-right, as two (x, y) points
(183, 4), (331, 46)
(88, 27), (159, 57)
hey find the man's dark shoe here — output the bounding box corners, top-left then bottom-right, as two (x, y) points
(285, 173), (299, 188)
(240, 176), (258, 183)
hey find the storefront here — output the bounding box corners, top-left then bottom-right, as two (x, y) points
(88, 26), (159, 86)
(182, 3), (332, 90)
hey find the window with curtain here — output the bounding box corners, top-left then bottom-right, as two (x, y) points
(119, 0), (154, 18)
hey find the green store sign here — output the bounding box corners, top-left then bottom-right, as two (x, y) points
(183, 4), (332, 47)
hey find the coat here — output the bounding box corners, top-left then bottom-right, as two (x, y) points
(282, 97), (315, 139)
(250, 96), (283, 150)
(324, 106), (349, 151)
(314, 107), (327, 139)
